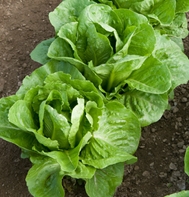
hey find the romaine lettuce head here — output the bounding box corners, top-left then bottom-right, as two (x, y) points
(0, 60), (141, 197)
(30, 0), (189, 127)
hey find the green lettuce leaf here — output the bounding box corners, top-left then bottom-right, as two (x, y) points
(85, 162), (124, 197)
(164, 191), (189, 197)
(185, 147), (189, 176)
(112, 0), (176, 26)
(0, 95), (41, 152)
(17, 60), (85, 95)
(119, 90), (169, 127)
(26, 156), (64, 197)
(153, 31), (189, 91)
(126, 56), (172, 94)
(176, 0), (189, 13)
(30, 38), (55, 64)
(49, 0), (95, 32)
(80, 101), (141, 168)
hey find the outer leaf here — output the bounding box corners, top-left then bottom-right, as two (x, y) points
(185, 147), (189, 176)
(126, 56), (172, 94)
(160, 13), (188, 39)
(8, 99), (60, 150)
(26, 156), (64, 197)
(30, 38), (55, 64)
(0, 95), (40, 152)
(48, 37), (74, 59)
(164, 191), (189, 197)
(153, 32), (189, 90)
(49, 0), (94, 32)
(120, 90), (169, 126)
(85, 163), (124, 197)
(58, 22), (81, 60)
(80, 101), (141, 168)
(8, 100), (37, 132)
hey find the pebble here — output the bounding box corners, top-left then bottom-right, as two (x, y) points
(150, 162), (154, 167)
(134, 166), (139, 171)
(22, 63), (27, 68)
(142, 171), (150, 177)
(177, 180), (186, 190)
(177, 141), (184, 148)
(179, 149), (185, 153)
(159, 172), (167, 178)
(151, 128), (156, 133)
(169, 162), (177, 170)
(181, 97), (188, 103)
(172, 171), (181, 177)
(172, 106), (179, 113)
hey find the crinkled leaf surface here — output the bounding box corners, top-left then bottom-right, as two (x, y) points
(126, 56), (172, 94)
(80, 101), (141, 168)
(115, 0), (176, 25)
(85, 163), (124, 197)
(153, 31), (189, 90)
(176, 0), (189, 13)
(120, 90), (169, 126)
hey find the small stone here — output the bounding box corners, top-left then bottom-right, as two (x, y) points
(22, 63), (27, 68)
(181, 97), (188, 103)
(177, 180), (186, 190)
(159, 172), (167, 178)
(179, 149), (185, 153)
(177, 141), (184, 148)
(172, 106), (179, 113)
(151, 128), (156, 133)
(172, 171), (181, 177)
(139, 145), (145, 149)
(150, 162), (154, 167)
(134, 166), (139, 171)
(142, 171), (150, 177)
(169, 162), (177, 170)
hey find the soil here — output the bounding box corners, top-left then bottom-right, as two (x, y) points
(0, 1), (189, 197)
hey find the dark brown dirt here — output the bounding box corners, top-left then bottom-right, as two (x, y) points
(0, 1), (189, 197)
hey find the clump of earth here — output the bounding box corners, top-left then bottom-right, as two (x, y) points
(0, 1), (189, 197)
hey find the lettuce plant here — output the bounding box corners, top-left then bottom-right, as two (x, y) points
(31, 0), (189, 127)
(0, 60), (140, 197)
(0, 0), (189, 197)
